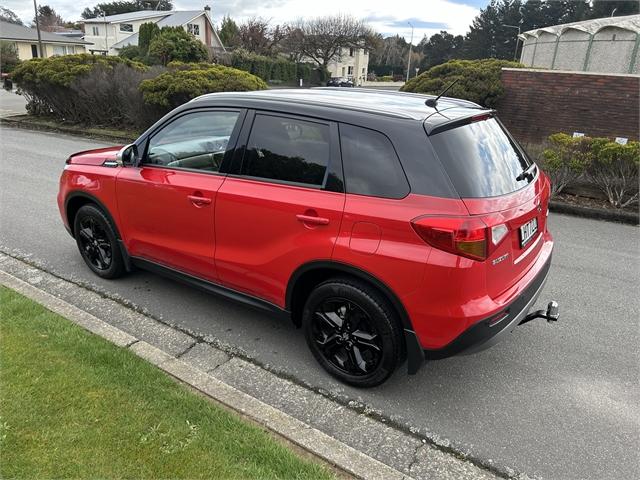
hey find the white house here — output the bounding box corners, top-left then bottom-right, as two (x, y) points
(326, 47), (369, 85)
(79, 6), (224, 57)
(0, 20), (91, 60)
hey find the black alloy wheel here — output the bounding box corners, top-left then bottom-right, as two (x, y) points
(74, 204), (125, 279)
(303, 278), (404, 388)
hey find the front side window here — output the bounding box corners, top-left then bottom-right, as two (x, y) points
(242, 114), (330, 187)
(347, 66), (354, 75)
(187, 23), (200, 35)
(145, 110), (240, 172)
(340, 124), (409, 199)
(119, 23), (133, 32)
(92, 26), (99, 36)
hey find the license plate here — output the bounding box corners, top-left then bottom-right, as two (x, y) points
(519, 217), (538, 248)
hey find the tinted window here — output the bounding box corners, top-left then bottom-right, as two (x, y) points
(242, 114), (330, 186)
(430, 118), (534, 198)
(146, 111), (239, 172)
(340, 124), (409, 199)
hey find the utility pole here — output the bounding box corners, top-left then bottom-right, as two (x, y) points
(406, 22), (414, 82)
(103, 11), (108, 55)
(503, 24), (521, 61)
(32, 0), (44, 58)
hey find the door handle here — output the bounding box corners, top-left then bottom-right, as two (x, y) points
(188, 195), (212, 206)
(296, 214), (329, 226)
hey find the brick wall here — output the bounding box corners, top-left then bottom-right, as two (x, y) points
(496, 68), (639, 146)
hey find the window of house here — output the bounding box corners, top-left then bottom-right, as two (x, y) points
(187, 23), (200, 35)
(119, 23), (133, 32)
(341, 67), (346, 76)
(52, 45), (68, 56)
(349, 47), (355, 57)
(31, 45), (39, 58)
(145, 110), (241, 172)
(92, 26), (99, 36)
(347, 66), (354, 75)
(340, 124), (409, 199)
(242, 114), (331, 187)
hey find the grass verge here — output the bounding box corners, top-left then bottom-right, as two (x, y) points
(0, 286), (334, 479)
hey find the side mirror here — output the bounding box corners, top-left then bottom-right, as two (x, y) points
(116, 143), (138, 166)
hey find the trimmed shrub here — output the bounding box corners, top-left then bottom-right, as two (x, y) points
(400, 59), (522, 108)
(139, 62), (267, 109)
(586, 139), (639, 208)
(541, 133), (591, 196)
(228, 49), (323, 85)
(12, 54), (148, 124)
(118, 45), (142, 60)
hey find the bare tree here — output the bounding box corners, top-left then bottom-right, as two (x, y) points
(237, 17), (286, 56)
(290, 14), (376, 67)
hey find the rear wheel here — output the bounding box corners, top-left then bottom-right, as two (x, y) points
(74, 204), (125, 279)
(302, 277), (403, 387)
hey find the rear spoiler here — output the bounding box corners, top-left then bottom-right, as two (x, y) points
(425, 109), (496, 136)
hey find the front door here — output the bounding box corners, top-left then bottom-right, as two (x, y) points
(116, 109), (244, 282)
(215, 112), (345, 306)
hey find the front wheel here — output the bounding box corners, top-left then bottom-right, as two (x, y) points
(74, 204), (125, 279)
(302, 277), (404, 388)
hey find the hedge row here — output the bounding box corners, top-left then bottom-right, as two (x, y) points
(225, 49), (328, 85)
(11, 55), (267, 130)
(541, 133), (639, 208)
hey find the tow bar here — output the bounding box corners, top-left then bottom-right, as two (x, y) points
(519, 301), (560, 326)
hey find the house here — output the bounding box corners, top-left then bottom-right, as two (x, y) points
(0, 20), (92, 60)
(80, 6), (224, 57)
(519, 14), (640, 74)
(326, 47), (369, 85)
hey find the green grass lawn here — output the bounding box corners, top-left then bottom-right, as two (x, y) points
(0, 286), (335, 479)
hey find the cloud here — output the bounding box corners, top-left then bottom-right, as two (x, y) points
(4, 0), (483, 40)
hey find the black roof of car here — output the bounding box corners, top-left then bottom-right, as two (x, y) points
(192, 88), (489, 132)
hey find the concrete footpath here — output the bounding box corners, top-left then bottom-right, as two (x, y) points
(0, 251), (505, 480)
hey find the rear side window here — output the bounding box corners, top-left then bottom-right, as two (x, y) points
(242, 114), (330, 187)
(340, 124), (409, 199)
(430, 118), (534, 198)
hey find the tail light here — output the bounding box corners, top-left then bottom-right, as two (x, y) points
(411, 216), (509, 262)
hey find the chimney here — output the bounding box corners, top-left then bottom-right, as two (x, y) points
(204, 5), (211, 16)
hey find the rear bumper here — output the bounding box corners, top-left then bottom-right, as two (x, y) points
(423, 253), (553, 360)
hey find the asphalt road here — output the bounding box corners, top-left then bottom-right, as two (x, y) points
(0, 89), (27, 117)
(1, 125), (638, 479)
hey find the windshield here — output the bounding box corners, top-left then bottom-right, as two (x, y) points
(430, 117), (534, 198)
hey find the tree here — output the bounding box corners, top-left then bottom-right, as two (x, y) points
(291, 14), (376, 67)
(81, 1), (173, 20)
(0, 41), (20, 73)
(148, 26), (208, 65)
(589, 0), (639, 18)
(419, 31), (464, 70)
(0, 6), (23, 25)
(33, 5), (65, 32)
(235, 17), (286, 56)
(218, 15), (239, 48)
(138, 22), (160, 57)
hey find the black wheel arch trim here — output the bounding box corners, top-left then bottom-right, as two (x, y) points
(64, 191), (132, 271)
(286, 260), (425, 374)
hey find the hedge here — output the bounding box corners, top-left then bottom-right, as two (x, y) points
(140, 62), (267, 109)
(11, 55), (266, 129)
(401, 59), (522, 108)
(541, 133), (639, 208)
(227, 49), (327, 85)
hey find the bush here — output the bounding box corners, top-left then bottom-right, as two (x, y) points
(139, 62), (267, 109)
(541, 133), (590, 195)
(400, 59), (522, 108)
(148, 26), (208, 65)
(542, 133), (639, 207)
(118, 45), (141, 60)
(586, 139), (639, 208)
(12, 54), (148, 124)
(227, 49), (323, 85)
(0, 41), (20, 74)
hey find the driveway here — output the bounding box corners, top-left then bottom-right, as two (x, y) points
(1, 125), (638, 479)
(0, 89), (27, 117)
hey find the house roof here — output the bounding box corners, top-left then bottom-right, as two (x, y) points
(520, 14), (640, 39)
(0, 20), (92, 45)
(81, 10), (169, 24)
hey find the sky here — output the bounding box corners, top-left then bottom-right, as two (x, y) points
(3, 0), (489, 40)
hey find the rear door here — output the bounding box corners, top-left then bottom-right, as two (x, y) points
(116, 109), (244, 282)
(429, 116), (550, 298)
(214, 111), (345, 306)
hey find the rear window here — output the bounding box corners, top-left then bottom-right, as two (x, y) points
(430, 117), (534, 198)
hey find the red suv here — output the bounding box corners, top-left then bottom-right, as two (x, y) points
(58, 89), (558, 387)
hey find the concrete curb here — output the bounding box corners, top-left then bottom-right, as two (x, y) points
(0, 269), (411, 480)
(549, 200), (638, 225)
(0, 116), (137, 144)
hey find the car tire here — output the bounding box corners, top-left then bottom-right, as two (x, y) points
(73, 204), (126, 279)
(302, 277), (404, 388)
